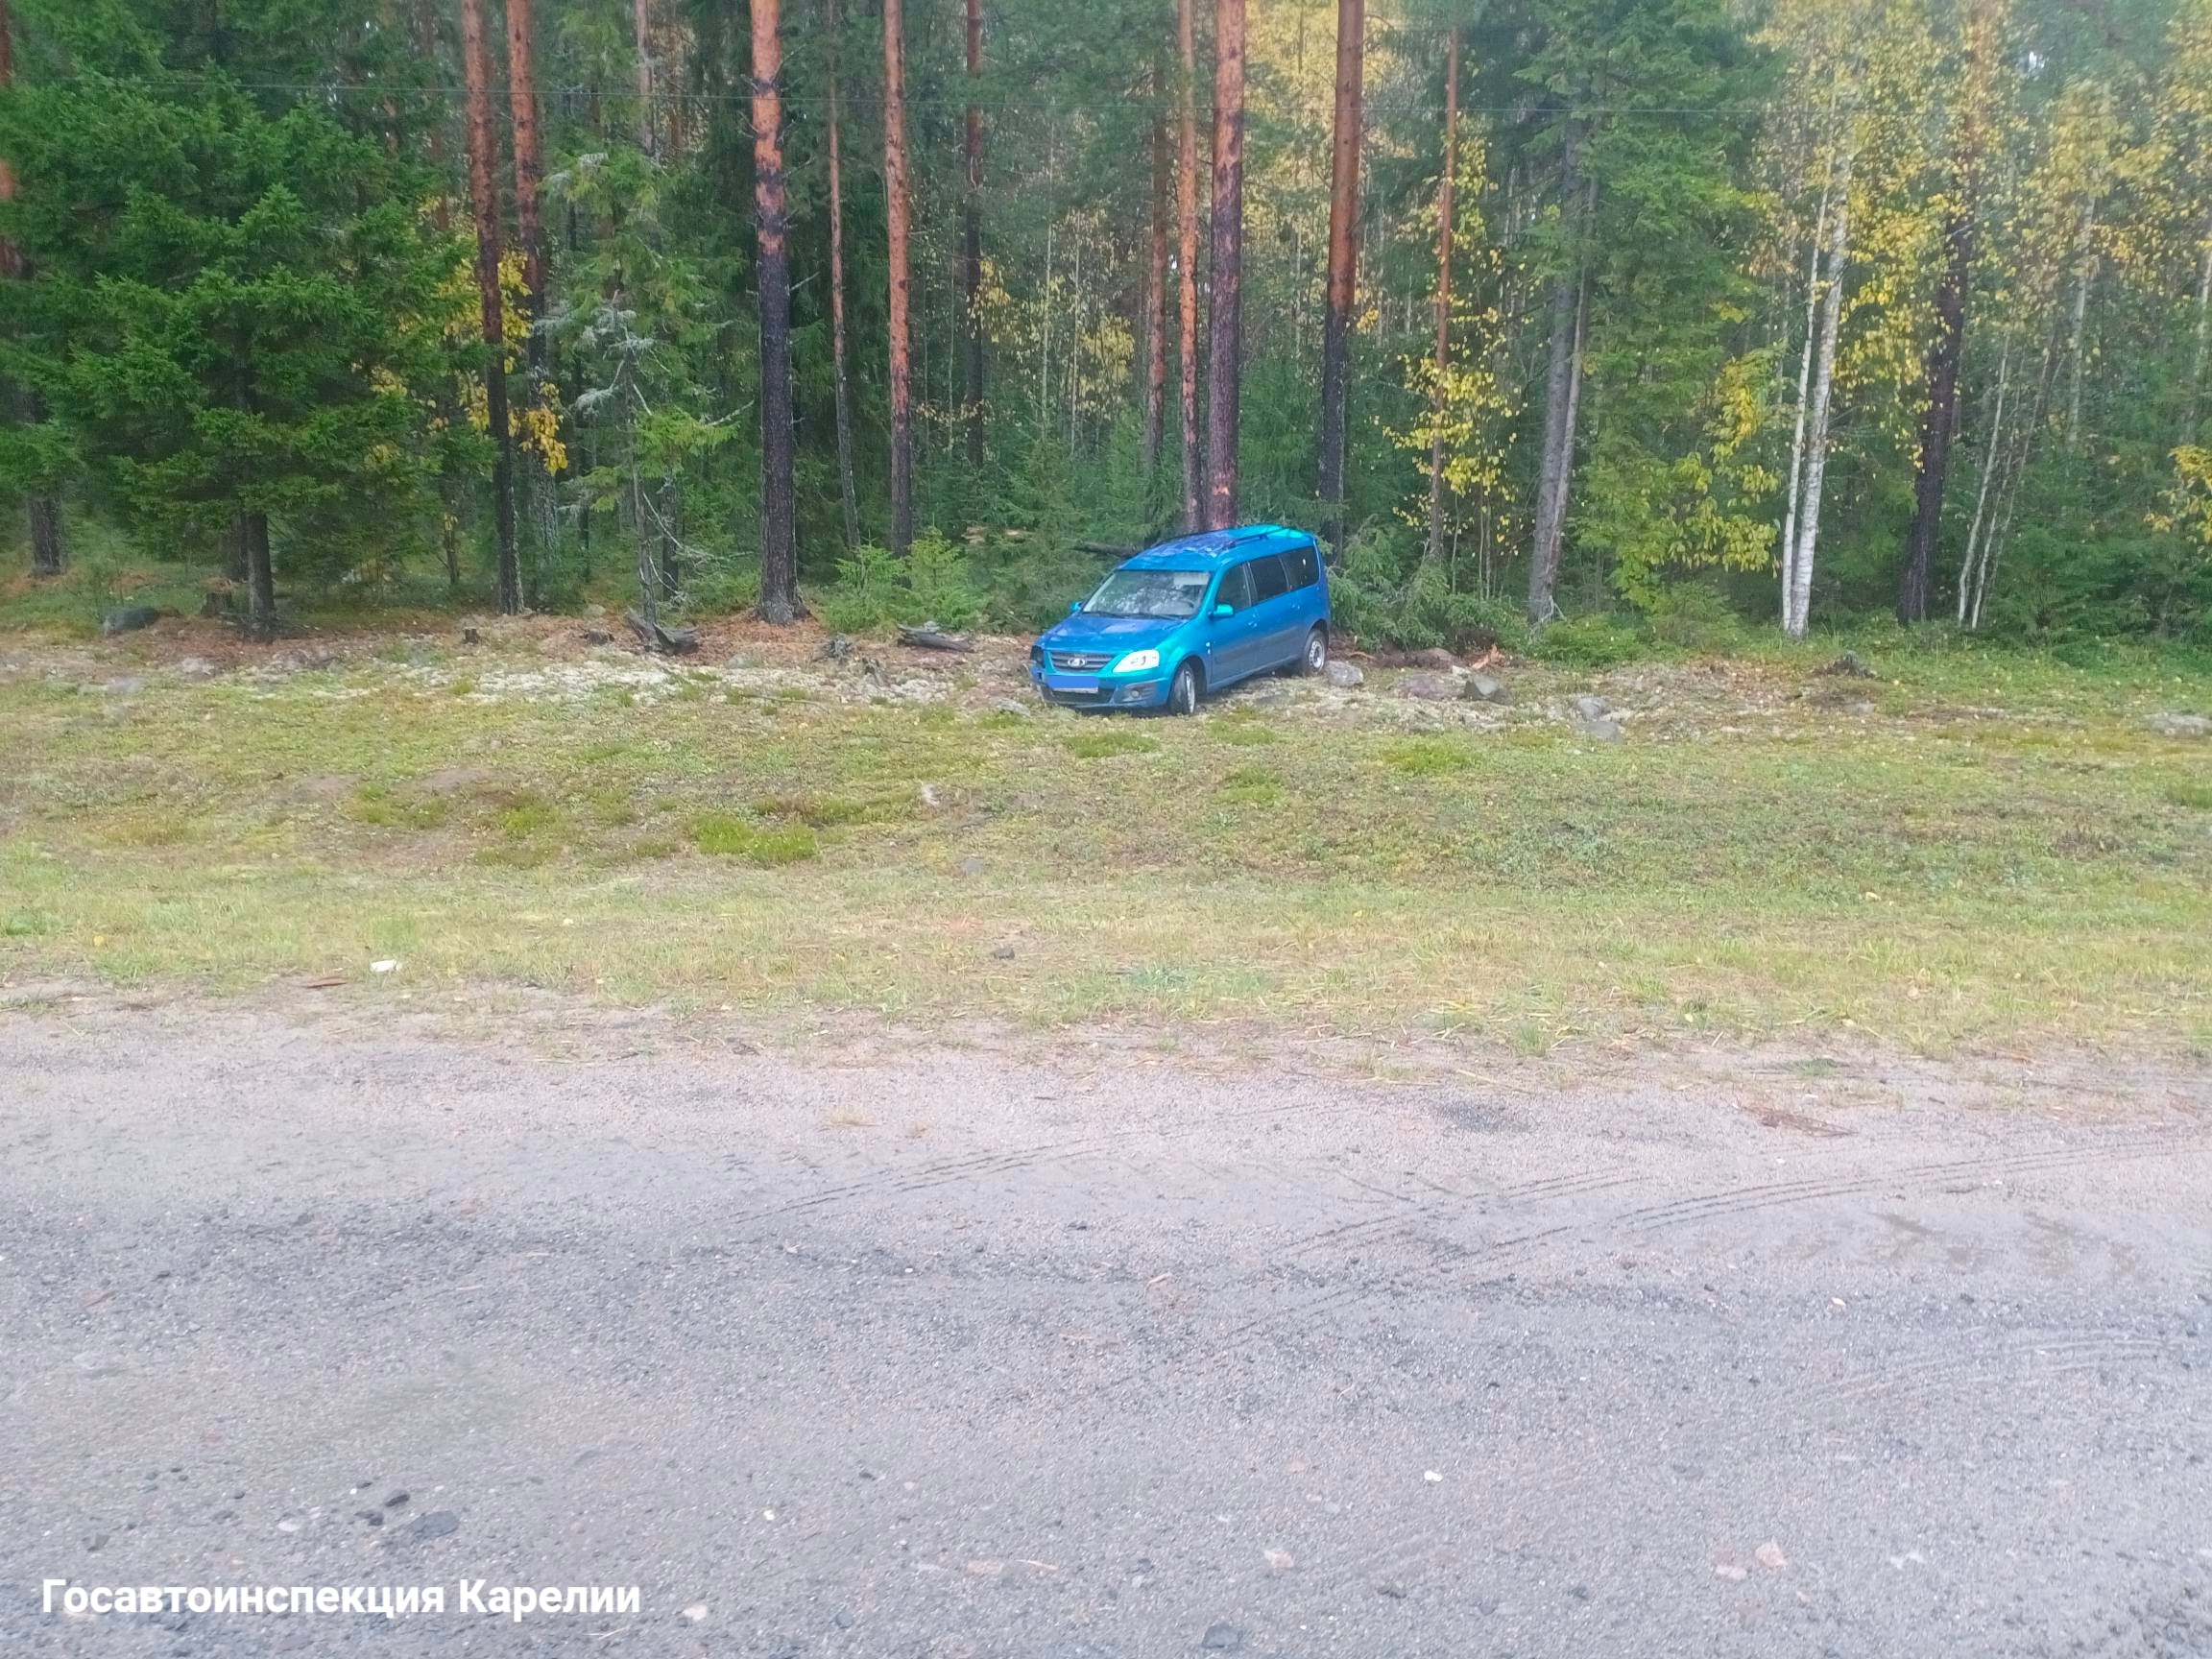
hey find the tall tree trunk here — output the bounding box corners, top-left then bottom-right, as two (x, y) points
(1142, 110), (1168, 480)
(1788, 135), (1856, 640)
(1527, 126), (1586, 626)
(1316, 0), (1364, 557)
(752, 0), (801, 622)
(239, 511), (275, 639)
(1899, 200), (1970, 623)
(1174, 0), (1203, 532)
(1959, 333), (2010, 626)
(0, 0), (64, 577)
(883, 0), (914, 553)
(409, 0), (454, 233)
(2063, 201), (2094, 452)
(825, 0), (860, 547)
(1203, 0), (1246, 530)
(505, 0), (546, 322)
(1425, 27), (1460, 566)
(632, 0), (657, 156)
(505, 0), (553, 605)
(2185, 211), (2211, 439)
(959, 0), (985, 468)
(1779, 180), (1831, 626)
(459, 0), (520, 613)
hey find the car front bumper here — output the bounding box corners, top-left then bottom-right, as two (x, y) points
(1030, 667), (1166, 709)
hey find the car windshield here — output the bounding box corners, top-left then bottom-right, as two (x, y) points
(1082, 568), (1212, 619)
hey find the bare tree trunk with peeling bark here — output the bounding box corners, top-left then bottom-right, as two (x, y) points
(1527, 126), (1587, 626)
(1788, 133), (1855, 639)
(752, 0), (802, 621)
(1425, 27), (1459, 566)
(1779, 178), (1830, 626)
(1203, 0), (1245, 531)
(1316, 0), (1363, 558)
(960, 0), (984, 469)
(1174, 0), (1203, 533)
(825, 0), (860, 548)
(459, 0), (520, 613)
(883, 0), (914, 553)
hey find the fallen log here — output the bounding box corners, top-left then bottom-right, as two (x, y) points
(897, 623), (974, 654)
(625, 609), (700, 654)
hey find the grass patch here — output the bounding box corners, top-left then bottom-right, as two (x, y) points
(1217, 765), (1285, 805)
(690, 813), (821, 866)
(1065, 729), (1160, 759)
(2167, 782), (2212, 810)
(1383, 737), (1479, 777)
(752, 789), (917, 828)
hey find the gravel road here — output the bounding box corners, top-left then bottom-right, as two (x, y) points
(3, 998), (2208, 1656)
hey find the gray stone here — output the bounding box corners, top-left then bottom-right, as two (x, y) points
(1575, 715), (1623, 743)
(409, 1510), (458, 1542)
(1570, 693), (1612, 719)
(2148, 712), (2209, 737)
(100, 605), (163, 637)
(1394, 671), (1462, 701)
(1325, 661), (1364, 689)
(990, 697), (1032, 715)
(1199, 1623), (1247, 1652)
(1464, 673), (1510, 704)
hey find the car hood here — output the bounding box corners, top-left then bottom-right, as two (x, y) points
(1037, 613), (1183, 651)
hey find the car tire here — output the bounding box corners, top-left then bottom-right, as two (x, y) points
(1298, 625), (1329, 676)
(1167, 661), (1201, 716)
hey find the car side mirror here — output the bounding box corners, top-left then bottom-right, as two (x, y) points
(1069, 600), (1083, 614)
(1214, 603), (1234, 619)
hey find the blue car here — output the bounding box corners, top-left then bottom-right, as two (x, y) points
(1028, 524), (1331, 714)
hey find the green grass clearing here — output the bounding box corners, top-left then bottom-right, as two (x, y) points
(1, 640), (2207, 1053)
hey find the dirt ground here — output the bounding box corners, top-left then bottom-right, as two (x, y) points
(4, 988), (2209, 1655)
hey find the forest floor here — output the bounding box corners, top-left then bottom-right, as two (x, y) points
(1, 609), (2209, 1059)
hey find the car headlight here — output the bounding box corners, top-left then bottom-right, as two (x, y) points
(1112, 649), (1161, 674)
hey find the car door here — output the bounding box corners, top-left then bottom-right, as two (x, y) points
(1202, 561), (1261, 683)
(1280, 539), (1323, 642)
(1243, 552), (1299, 668)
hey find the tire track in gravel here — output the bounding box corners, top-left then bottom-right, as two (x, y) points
(1105, 1129), (2204, 1395)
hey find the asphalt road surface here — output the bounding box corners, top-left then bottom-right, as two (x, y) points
(3, 998), (2209, 1657)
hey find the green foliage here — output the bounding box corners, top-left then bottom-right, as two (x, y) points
(0, 32), (457, 588)
(1526, 613), (1649, 667)
(1328, 526), (1530, 652)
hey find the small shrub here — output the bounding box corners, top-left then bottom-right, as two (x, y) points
(1528, 614), (1646, 668)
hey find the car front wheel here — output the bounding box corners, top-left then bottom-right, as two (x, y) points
(1167, 661), (1201, 715)
(1299, 625), (1329, 676)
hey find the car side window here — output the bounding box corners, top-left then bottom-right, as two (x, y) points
(1248, 555), (1287, 603)
(1214, 563), (1253, 614)
(1283, 541), (1319, 589)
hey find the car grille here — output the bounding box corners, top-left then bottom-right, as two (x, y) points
(1049, 650), (1115, 672)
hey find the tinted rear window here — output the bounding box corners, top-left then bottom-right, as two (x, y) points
(1247, 555), (1287, 603)
(1282, 541), (1320, 589)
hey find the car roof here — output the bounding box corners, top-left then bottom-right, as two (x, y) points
(1118, 524), (1317, 571)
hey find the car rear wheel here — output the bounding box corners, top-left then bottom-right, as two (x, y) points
(1167, 661), (1201, 715)
(1299, 625), (1329, 676)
